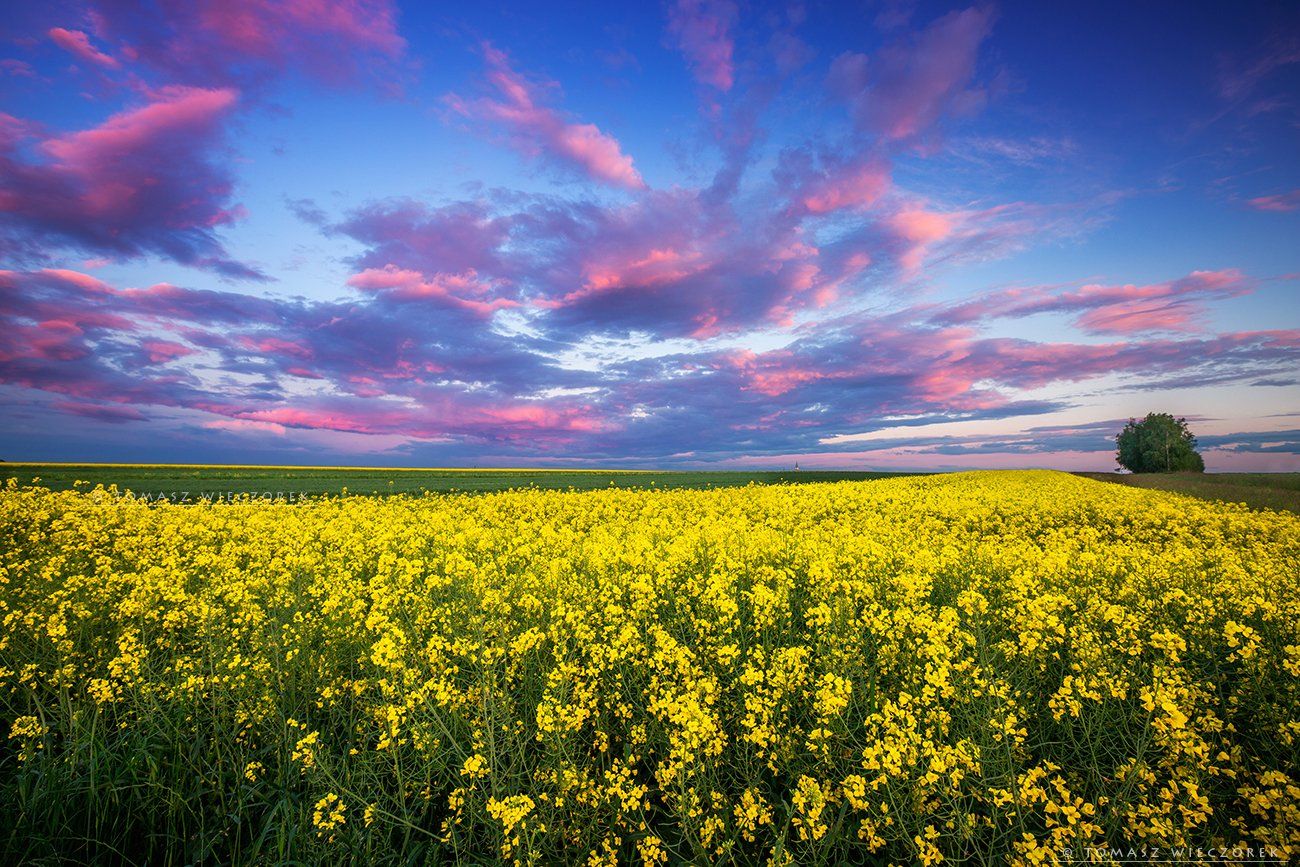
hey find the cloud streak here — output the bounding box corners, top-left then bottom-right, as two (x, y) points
(446, 44), (647, 190)
(48, 27), (121, 69)
(931, 269), (1254, 335)
(1247, 190), (1300, 212)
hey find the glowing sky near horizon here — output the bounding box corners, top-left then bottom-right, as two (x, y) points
(1, 0), (1298, 469)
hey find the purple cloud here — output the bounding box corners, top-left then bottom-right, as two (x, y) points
(4, 264), (1296, 466)
(331, 199), (515, 278)
(667, 0), (738, 92)
(87, 0), (407, 89)
(828, 5), (996, 142)
(51, 400), (146, 422)
(0, 86), (262, 279)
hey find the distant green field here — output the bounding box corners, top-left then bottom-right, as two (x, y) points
(0, 463), (914, 499)
(1076, 471), (1300, 514)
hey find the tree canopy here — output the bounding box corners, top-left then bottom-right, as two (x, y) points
(1115, 413), (1205, 473)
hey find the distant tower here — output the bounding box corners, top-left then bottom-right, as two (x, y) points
(794, 461), (800, 471)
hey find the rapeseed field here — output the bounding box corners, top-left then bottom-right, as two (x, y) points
(1, 470), (1297, 864)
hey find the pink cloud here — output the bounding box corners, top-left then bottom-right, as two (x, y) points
(0, 113), (38, 148)
(446, 44), (646, 190)
(1074, 300), (1205, 334)
(667, 0), (738, 91)
(203, 418), (287, 435)
(194, 0), (404, 60)
(334, 199), (514, 277)
(9, 320), (91, 363)
(1, 59), (36, 78)
(726, 349), (826, 397)
(347, 265), (519, 316)
(1246, 190), (1300, 212)
(777, 151), (892, 216)
(557, 247), (708, 306)
(935, 269), (1253, 334)
(802, 166), (890, 214)
(888, 206), (954, 271)
(227, 399), (607, 440)
(48, 27), (121, 69)
(0, 86), (259, 278)
(41, 86), (236, 171)
(89, 0), (406, 89)
(484, 404), (608, 433)
(33, 268), (115, 294)
(236, 336), (313, 360)
(522, 189), (855, 337)
(0, 270), (136, 333)
(829, 5), (996, 141)
(139, 339), (196, 364)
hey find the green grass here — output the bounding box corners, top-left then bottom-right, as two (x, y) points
(8, 465), (1294, 511)
(1075, 471), (1300, 513)
(0, 463), (915, 498)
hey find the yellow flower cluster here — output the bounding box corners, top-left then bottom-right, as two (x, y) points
(1, 470), (1298, 864)
(312, 792), (346, 840)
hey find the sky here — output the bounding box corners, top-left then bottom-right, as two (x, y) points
(1, 0), (1298, 470)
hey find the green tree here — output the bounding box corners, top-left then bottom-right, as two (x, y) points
(1115, 413), (1205, 473)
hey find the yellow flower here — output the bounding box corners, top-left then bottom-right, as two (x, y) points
(8, 715), (45, 740)
(461, 753), (490, 778)
(312, 792), (346, 834)
(486, 794), (535, 833)
(2, 469), (1297, 864)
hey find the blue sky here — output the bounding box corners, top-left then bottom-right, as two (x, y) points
(1, 0), (1298, 468)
